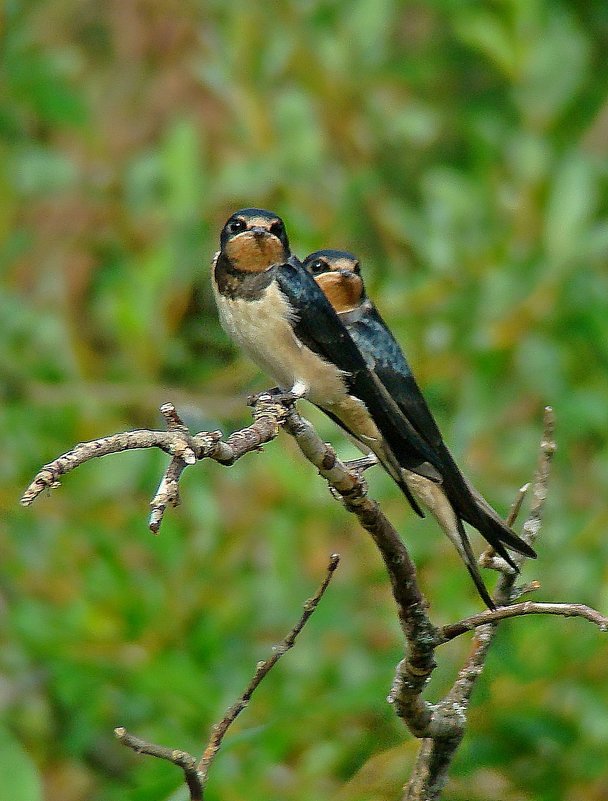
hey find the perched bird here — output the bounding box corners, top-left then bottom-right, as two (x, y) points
(212, 208), (447, 520)
(302, 249), (537, 608)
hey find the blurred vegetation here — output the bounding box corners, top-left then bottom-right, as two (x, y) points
(2, 1), (608, 799)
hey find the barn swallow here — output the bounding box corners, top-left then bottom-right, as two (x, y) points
(303, 249), (537, 608)
(212, 209), (451, 518)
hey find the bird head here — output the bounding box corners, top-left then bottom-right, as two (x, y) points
(220, 208), (290, 272)
(303, 250), (365, 314)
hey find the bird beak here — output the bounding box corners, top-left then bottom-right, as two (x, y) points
(251, 227), (269, 240)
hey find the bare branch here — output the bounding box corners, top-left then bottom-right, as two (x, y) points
(20, 428), (196, 506)
(506, 482), (530, 528)
(149, 455), (190, 533)
(461, 404), (558, 669)
(197, 553), (340, 790)
(23, 397), (606, 801)
(479, 482), (530, 572)
(114, 727), (202, 801)
(114, 554), (340, 799)
(402, 406), (559, 801)
(442, 601), (608, 640)
(20, 396), (291, 533)
(403, 733), (464, 801)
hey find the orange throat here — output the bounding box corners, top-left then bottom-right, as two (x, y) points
(316, 271), (364, 314)
(225, 233), (285, 272)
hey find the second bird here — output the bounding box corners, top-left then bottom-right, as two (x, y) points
(303, 249), (537, 608)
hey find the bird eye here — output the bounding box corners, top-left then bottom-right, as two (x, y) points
(229, 218), (247, 234)
(269, 220), (284, 237)
(353, 261), (361, 274)
(310, 259), (327, 275)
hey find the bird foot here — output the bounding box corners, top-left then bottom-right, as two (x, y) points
(343, 454), (378, 475)
(247, 387), (302, 407)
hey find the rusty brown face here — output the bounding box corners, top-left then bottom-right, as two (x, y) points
(221, 210), (289, 272)
(304, 252), (365, 314)
(225, 231), (286, 272)
(315, 269), (364, 314)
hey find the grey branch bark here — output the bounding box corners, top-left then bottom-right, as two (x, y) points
(21, 399), (607, 800)
(402, 406), (558, 801)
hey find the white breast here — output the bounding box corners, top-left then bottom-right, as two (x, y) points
(213, 280), (348, 406)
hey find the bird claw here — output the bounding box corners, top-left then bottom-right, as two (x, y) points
(247, 387), (301, 407)
(272, 390), (301, 406)
(343, 454), (378, 475)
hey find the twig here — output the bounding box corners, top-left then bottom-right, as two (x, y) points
(114, 728), (202, 801)
(457, 406), (557, 684)
(20, 395), (290, 532)
(115, 554), (340, 800)
(20, 427), (199, 504)
(403, 406), (558, 801)
(197, 553), (340, 789)
(478, 482), (530, 570)
(441, 601), (608, 639)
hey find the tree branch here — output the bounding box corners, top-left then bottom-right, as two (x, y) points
(402, 405), (558, 801)
(21, 396), (291, 532)
(114, 728), (203, 801)
(441, 601), (608, 640)
(115, 553), (340, 800)
(197, 553), (340, 789)
(21, 398), (606, 801)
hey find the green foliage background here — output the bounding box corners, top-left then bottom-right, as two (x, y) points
(2, 1), (608, 799)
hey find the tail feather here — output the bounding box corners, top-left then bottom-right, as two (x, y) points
(455, 518), (496, 610)
(405, 472), (496, 608)
(462, 485), (537, 563)
(439, 448), (537, 564)
(379, 453), (426, 518)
